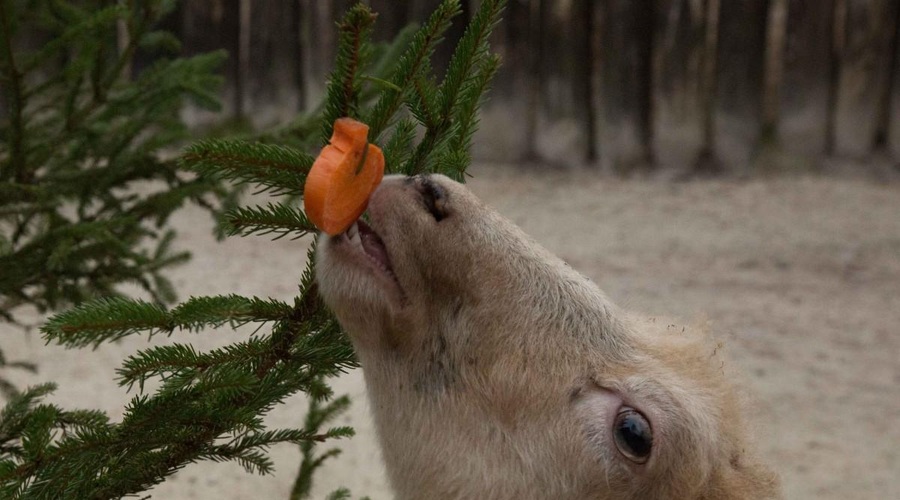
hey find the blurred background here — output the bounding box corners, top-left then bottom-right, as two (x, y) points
(3, 1), (899, 499)
(145, 0), (900, 174)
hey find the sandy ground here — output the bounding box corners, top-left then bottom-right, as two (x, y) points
(3, 164), (900, 499)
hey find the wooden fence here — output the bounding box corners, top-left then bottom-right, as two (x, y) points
(158, 1), (900, 171)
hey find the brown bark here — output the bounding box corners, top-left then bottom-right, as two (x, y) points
(242, 1), (303, 117)
(523, 0), (544, 162)
(760, 0), (788, 146)
(180, 0), (241, 118)
(236, 0), (251, 119)
(571, 0), (599, 163)
(636, 0), (657, 166)
(825, 0), (847, 156)
(586, 0), (600, 163)
(494, 0), (528, 92)
(695, 0), (721, 174)
(872, 0), (900, 152)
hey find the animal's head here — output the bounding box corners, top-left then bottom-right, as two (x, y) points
(316, 174), (779, 499)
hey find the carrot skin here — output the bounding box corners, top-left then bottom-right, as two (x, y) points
(304, 118), (385, 235)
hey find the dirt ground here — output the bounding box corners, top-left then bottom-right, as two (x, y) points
(4, 164), (900, 499)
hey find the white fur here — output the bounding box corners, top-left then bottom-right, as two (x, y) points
(316, 175), (779, 499)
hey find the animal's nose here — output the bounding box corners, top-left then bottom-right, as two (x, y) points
(414, 175), (448, 222)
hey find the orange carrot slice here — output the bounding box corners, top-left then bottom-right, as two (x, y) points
(303, 117), (385, 235)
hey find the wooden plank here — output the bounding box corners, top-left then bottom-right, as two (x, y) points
(655, 0), (705, 170)
(523, 0), (546, 162)
(474, 0), (531, 162)
(298, 0), (335, 107)
(761, 0), (789, 145)
(572, 0), (599, 163)
(885, 0), (900, 153)
(837, 0), (894, 155)
(180, 0), (241, 120)
(243, 0), (301, 125)
(599, 0), (662, 170)
(368, 0), (412, 42)
(78, 0), (900, 167)
(717, 0), (768, 117)
(871, 0), (900, 154)
(696, 0), (722, 173)
(778, 0), (836, 156)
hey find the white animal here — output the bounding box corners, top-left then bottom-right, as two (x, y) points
(316, 174), (779, 499)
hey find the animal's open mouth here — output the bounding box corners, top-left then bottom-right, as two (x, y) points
(338, 219), (399, 285)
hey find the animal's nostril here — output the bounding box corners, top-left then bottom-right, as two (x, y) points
(419, 176), (447, 222)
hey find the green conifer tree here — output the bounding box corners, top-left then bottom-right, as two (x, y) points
(0, 1), (229, 317)
(0, 1), (229, 396)
(1, 1), (505, 498)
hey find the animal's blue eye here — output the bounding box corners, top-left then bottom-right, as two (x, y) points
(613, 408), (653, 463)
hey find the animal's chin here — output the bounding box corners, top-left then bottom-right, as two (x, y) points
(325, 218), (405, 305)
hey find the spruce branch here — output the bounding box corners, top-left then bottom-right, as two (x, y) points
(116, 340), (267, 391)
(436, 0), (505, 119)
(170, 295), (294, 330)
(449, 53), (501, 156)
(365, 0), (462, 140)
(41, 294), (296, 350)
(407, 74), (441, 130)
(203, 446), (274, 475)
(405, 0), (506, 175)
(251, 25), (417, 153)
(224, 203), (316, 240)
(5, 1), (507, 497)
(0, 384), (57, 441)
(290, 394), (354, 500)
(0, 351), (37, 399)
(41, 297), (173, 348)
(383, 118), (418, 173)
(325, 488), (352, 500)
(2, 329), (357, 498)
(181, 139), (313, 196)
(321, 4), (378, 142)
(2, 1), (230, 318)
(363, 24), (419, 96)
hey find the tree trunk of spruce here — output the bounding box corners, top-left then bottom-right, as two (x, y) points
(760, 0), (788, 147)
(523, 0), (544, 162)
(825, 0), (847, 156)
(872, 0), (900, 152)
(695, 0), (721, 174)
(636, 0), (657, 167)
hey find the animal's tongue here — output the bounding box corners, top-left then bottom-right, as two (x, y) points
(357, 220), (391, 270)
